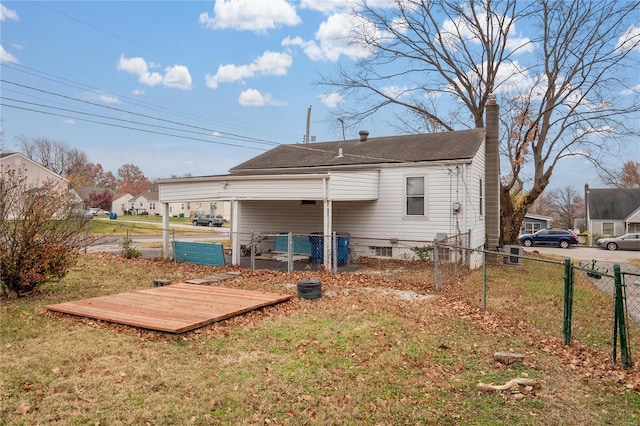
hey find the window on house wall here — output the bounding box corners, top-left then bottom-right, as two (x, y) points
(370, 246), (392, 257)
(150, 202), (155, 210)
(186, 202), (191, 210)
(479, 178), (483, 216)
(406, 176), (426, 216)
(602, 222), (614, 236)
(525, 222), (542, 233)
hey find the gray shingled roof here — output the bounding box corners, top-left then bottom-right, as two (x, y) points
(230, 129), (486, 175)
(589, 188), (640, 219)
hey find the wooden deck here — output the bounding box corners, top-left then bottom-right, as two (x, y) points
(46, 283), (293, 334)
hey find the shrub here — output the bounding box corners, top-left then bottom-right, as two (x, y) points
(0, 168), (94, 297)
(120, 236), (141, 259)
(411, 244), (432, 261)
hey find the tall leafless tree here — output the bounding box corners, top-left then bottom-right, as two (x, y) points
(321, 0), (640, 244)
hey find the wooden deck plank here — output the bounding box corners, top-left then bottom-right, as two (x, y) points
(47, 283), (293, 333)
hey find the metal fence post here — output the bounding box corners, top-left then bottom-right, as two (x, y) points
(250, 231), (256, 270)
(433, 240), (439, 292)
(287, 232), (293, 273)
(332, 231), (337, 273)
(562, 257), (574, 345)
(612, 264), (632, 369)
(482, 249), (487, 312)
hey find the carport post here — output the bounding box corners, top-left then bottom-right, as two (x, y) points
(162, 202), (170, 258)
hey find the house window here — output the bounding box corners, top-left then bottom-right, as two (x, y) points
(370, 246), (392, 257)
(150, 202), (155, 210)
(186, 202), (191, 210)
(479, 178), (483, 216)
(525, 222), (542, 233)
(406, 176), (426, 216)
(602, 222), (614, 236)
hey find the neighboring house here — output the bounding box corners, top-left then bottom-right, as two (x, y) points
(73, 186), (115, 209)
(586, 185), (640, 239)
(521, 214), (552, 234)
(111, 193), (134, 216)
(1, 152), (67, 189)
(1, 152), (81, 216)
(157, 100), (501, 268)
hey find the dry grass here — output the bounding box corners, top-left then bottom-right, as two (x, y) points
(1, 254), (639, 425)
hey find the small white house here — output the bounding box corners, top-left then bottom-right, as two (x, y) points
(157, 100), (500, 268)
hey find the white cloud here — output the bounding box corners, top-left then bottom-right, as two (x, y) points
(238, 88), (270, 106)
(63, 118), (76, 125)
(616, 25), (640, 53)
(99, 94), (121, 104)
(0, 44), (18, 63)
(238, 88), (285, 106)
(132, 89), (145, 96)
(199, 0), (300, 33)
(382, 85), (410, 99)
(300, 0), (350, 14)
(205, 51), (292, 89)
(163, 65), (192, 90)
(292, 13), (377, 62)
(319, 91), (344, 108)
(117, 54), (192, 90)
(0, 4), (19, 21)
(622, 83), (640, 95)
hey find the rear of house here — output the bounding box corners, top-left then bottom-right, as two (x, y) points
(159, 128), (490, 268)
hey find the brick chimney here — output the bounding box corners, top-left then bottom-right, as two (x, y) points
(485, 94), (500, 250)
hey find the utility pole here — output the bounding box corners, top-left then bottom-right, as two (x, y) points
(305, 105), (311, 143)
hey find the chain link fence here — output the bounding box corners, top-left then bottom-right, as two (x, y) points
(434, 242), (640, 369)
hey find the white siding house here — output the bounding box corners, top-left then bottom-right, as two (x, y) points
(0, 152), (67, 190)
(158, 106), (499, 269)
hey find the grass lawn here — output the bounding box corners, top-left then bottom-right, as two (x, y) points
(1, 254), (639, 424)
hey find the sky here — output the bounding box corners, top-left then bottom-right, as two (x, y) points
(1, 0), (638, 191)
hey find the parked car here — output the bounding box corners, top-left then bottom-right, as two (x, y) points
(88, 208), (109, 216)
(518, 228), (579, 249)
(192, 214), (224, 227)
(596, 233), (640, 251)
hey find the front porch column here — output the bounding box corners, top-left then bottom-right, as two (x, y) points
(161, 202), (170, 258)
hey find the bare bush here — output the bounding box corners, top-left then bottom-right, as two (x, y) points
(0, 168), (94, 297)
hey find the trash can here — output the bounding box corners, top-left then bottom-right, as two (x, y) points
(179, 213), (184, 218)
(336, 232), (350, 266)
(109, 212), (117, 220)
(309, 232), (324, 263)
(297, 279), (322, 299)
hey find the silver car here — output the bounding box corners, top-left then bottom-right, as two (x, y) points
(596, 233), (640, 251)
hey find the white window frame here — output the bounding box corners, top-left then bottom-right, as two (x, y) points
(405, 175), (427, 218)
(602, 222), (614, 236)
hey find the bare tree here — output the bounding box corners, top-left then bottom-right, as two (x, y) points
(15, 135), (91, 179)
(601, 160), (640, 188)
(321, 0), (640, 244)
(547, 186), (584, 229)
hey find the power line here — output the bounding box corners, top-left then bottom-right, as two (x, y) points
(1, 78), (281, 146)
